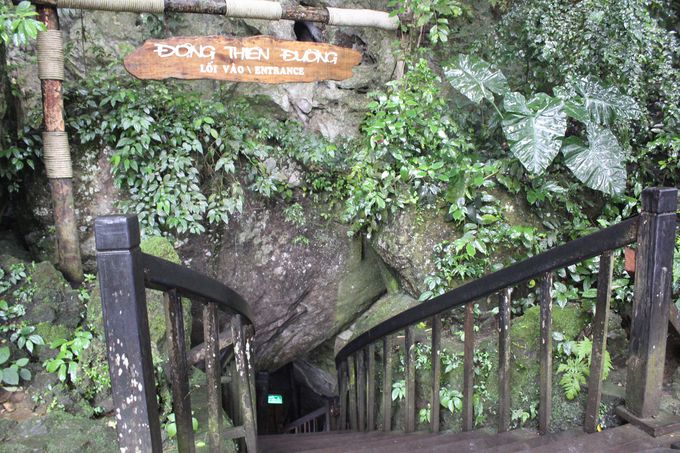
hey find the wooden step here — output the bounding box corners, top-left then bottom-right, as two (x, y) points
(258, 431), (407, 453)
(425, 428), (537, 452)
(481, 429), (584, 453)
(528, 425), (655, 452)
(296, 429), (493, 453)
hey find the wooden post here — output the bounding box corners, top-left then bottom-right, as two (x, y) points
(584, 251), (614, 433)
(539, 272), (553, 435)
(404, 326), (416, 432)
(357, 348), (367, 431)
(462, 303), (474, 431)
(164, 289), (195, 453)
(498, 288), (512, 433)
(625, 187), (678, 418)
(367, 343), (376, 431)
(204, 302), (223, 453)
(348, 355), (358, 430)
(37, 7), (83, 283)
(431, 315), (441, 433)
(338, 361), (348, 430)
(94, 215), (162, 453)
(382, 336), (393, 432)
(232, 314), (257, 452)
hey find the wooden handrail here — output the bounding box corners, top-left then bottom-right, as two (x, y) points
(334, 186), (678, 437)
(336, 216), (639, 364)
(95, 215), (258, 452)
(283, 404), (330, 433)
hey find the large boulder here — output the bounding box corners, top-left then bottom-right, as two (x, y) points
(371, 189), (542, 297)
(182, 194), (387, 371)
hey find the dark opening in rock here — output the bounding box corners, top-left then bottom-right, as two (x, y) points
(294, 21), (324, 43)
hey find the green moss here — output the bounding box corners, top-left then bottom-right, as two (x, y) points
(34, 322), (72, 346)
(140, 236), (181, 264)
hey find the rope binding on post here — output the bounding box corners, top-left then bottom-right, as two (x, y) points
(37, 30), (65, 81)
(42, 132), (74, 179)
(327, 7), (399, 30)
(225, 0), (282, 20)
(56, 0), (165, 14)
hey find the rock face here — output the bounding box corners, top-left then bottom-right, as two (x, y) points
(182, 193), (386, 371)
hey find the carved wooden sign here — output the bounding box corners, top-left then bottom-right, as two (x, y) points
(124, 35), (362, 84)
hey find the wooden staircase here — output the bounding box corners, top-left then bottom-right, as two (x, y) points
(259, 424), (680, 453)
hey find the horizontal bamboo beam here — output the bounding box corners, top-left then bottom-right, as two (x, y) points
(25, 0), (403, 30)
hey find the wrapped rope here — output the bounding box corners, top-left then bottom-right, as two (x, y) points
(224, 0), (282, 20)
(37, 31), (64, 80)
(57, 0), (164, 14)
(327, 7), (399, 30)
(42, 132), (73, 179)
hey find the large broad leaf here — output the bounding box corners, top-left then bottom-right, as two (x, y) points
(562, 124), (627, 195)
(573, 79), (641, 125)
(502, 92), (567, 175)
(444, 54), (509, 104)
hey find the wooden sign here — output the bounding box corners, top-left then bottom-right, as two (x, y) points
(124, 35), (362, 84)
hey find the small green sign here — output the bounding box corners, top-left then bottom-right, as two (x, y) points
(268, 394), (283, 405)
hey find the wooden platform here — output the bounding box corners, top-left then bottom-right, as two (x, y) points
(258, 424), (680, 453)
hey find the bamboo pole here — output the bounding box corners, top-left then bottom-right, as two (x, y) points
(37, 6), (83, 283)
(26, 0), (404, 30)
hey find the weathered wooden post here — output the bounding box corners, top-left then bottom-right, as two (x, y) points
(95, 215), (162, 452)
(624, 187), (677, 419)
(37, 6), (83, 283)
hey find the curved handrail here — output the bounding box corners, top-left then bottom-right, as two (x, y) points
(335, 215), (640, 364)
(142, 253), (254, 325)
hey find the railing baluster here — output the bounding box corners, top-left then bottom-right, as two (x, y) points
(204, 302), (223, 453)
(367, 343), (376, 431)
(431, 315), (441, 433)
(584, 251), (614, 433)
(348, 354), (358, 430)
(539, 272), (553, 435)
(405, 326), (416, 432)
(382, 336), (393, 431)
(462, 303), (474, 431)
(357, 348), (367, 431)
(498, 288), (512, 433)
(338, 360), (348, 430)
(228, 359), (241, 426)
(232, 314), (257, 452)
(164, 289), (195, 453)
(95, 215), (163, 453)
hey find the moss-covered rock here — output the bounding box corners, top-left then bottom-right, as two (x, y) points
(0, 411), (118, 453)
(335, 292), (419, 354)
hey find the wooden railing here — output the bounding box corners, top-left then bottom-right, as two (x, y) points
(283, 402), (332, 434)
(335, 187), (678, 435)
(95, 215), (257, 453)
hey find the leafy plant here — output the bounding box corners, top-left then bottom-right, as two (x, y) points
(389, 0), (465, 47)
(419, 405), (431, 424)
(439, 386), (463, 413)
(445, 55), (640, 195)
(0, 345), (31, 388)
(0, 1), (45, 46)
(10, 325), (44, 354)
(43, 329), (93, 383)
(556, 338), (612, 400)
(391, 380), (406, 401)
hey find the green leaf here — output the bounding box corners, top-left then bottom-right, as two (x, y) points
(502, 92), (567, 175)
(444, 54), (509, 105)
(0, 346), (9, 365)
(2, 367), (19, 386)
(561, 125), (627, 195)
(15, 358), (29, 367)
(573, 79), (641, 125)
(19, 368), (31, 381)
